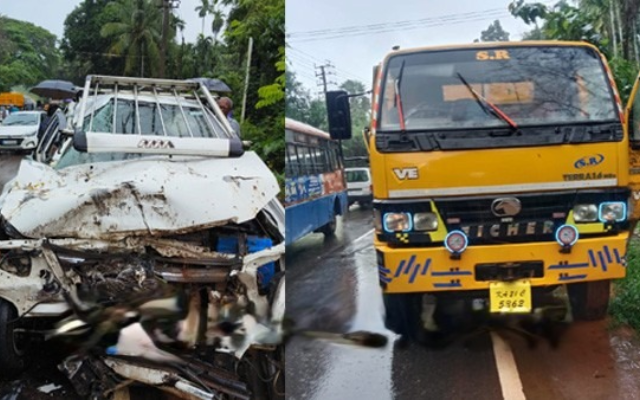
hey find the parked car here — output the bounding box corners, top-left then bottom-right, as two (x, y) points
(345, 167), (373, 208)
(0, 110), (45, 151)
(0, 75), (285, 399)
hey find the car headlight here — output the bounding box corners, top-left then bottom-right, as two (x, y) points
(573, 204), (598, 222)
(413, 212), (438, 231)
(598, 201), (626, 222)
(383, 212), (412, 232)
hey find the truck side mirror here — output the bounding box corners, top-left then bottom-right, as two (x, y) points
(326, 90), (352, 140)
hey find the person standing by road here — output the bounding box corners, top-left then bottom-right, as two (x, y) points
(217, 97), (241, 137)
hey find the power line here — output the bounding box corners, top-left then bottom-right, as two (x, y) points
(288, 8), (508, 38)
(289, 46), (369, 85)
(290, 11), (514, 42)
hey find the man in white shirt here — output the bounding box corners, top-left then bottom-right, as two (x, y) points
(217, 97), (241, 137)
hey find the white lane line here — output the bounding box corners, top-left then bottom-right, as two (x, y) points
(491, 332), (527, 400)
(352, 228), (374, 246)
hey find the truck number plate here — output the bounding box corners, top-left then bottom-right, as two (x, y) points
(489, 279), (532, 313)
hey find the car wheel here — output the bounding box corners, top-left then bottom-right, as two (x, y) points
(567, 280), (610, 321)
(0, 299), (28, 377)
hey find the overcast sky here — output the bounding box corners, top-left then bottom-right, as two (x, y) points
(0, 0), (211, 44)
(286, 0), (551, 94)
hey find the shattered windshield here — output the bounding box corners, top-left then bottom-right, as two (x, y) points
(85, 98), (226, 138)
(379, 46), (618, 131)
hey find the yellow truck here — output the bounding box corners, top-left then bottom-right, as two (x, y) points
(327, 41), (640, 341)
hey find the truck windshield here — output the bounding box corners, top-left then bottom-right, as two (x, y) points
(378, 46), (618, 131)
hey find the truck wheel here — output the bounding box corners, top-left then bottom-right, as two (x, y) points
(567, 280), (610, 321)
(383, 293), (423, 343)
(0, 299), (27, 377)
(319, 215), (337, 237)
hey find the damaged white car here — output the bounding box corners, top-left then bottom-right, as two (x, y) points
(0, 76), (285, 400)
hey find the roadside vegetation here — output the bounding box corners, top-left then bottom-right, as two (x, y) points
(610, 238), (640, 329)
(0, 0), (283, 181)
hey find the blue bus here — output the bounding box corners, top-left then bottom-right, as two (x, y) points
(285, 118), (348, 245)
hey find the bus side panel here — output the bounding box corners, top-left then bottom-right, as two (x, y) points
(285, 193), (343, 245)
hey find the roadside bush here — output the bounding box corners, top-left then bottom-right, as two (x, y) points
(609, 240), (640, 329)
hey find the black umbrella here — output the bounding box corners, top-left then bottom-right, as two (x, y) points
(187, 77), (232, 93)
(30, 80), (77, 100)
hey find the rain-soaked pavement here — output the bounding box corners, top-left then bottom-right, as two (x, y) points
(286, 205), (640, 400)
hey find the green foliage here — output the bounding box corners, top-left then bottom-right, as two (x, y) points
(0, 16), (61, 89)
(508, 1), (639, 105)
(100, 0), (163, 77)
(475, 20), (510, 42)
(610, 240), (640, 329)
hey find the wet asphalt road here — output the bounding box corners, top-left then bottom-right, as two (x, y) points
(285, 205), (640, 400)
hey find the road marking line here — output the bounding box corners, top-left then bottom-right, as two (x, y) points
(352, 229), (374, 246)
(491, 332), (526, 400)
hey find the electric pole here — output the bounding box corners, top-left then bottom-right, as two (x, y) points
(159, 0), (180, 78)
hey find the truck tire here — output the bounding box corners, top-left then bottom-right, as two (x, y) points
(383, 293), (423, 343)
(319, 215), (337, 237)
(0, 299), (27, 377)
(567, 280), (610, 321)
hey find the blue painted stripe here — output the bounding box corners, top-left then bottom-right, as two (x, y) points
(434, 282), (462, 288)
(548, 263), (589, 270)
(379, 275), (392, 283)
(394, 260), (406, 278)
(431, 271), (473, 276)
(403, 255), (416, 274)
(378, 266), (391, 274)
(558, 274), (588, 281)
(409, 263), (421, 283)
(614, 249), (621, 264)
(588, 250), (597, 267)
(598, 251), (608, 272)
(604, 246), (612, 263)
(421, 259), (431, 276)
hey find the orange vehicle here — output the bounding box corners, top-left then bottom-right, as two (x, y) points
(0, 92), (24, 108)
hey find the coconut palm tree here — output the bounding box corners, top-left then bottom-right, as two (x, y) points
(195, 0), (214, 37)
(211, 9), (224, 42)
(101, 0), (163, 77)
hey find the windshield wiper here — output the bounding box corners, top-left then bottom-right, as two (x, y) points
(394, 60), (406, 130)
(456, 73), (519, 132)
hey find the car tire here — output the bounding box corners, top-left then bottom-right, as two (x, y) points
(567, 280), (610, 321)
(0, 299), (27, 377)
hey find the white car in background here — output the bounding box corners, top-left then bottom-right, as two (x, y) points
(0, 110), (45, 151)
(345, 167), (373, 208)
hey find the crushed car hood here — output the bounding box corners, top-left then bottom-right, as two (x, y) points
(0, 152), (279, 239)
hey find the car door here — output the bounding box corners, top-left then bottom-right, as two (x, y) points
(34, 111), (65, 164)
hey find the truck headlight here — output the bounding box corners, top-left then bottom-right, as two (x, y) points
(573, 204), (598, 222)
(598, 201), (626, 222)
(383, 212), (412, 232)
(413, 212), (438, 231)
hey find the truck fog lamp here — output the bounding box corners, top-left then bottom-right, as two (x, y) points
(555, 224), (579, 247)
(444, 230), (468, 255)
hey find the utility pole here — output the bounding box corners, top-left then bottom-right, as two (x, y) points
(159, 0), (180, 78)
(241, 37), (253, 123)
